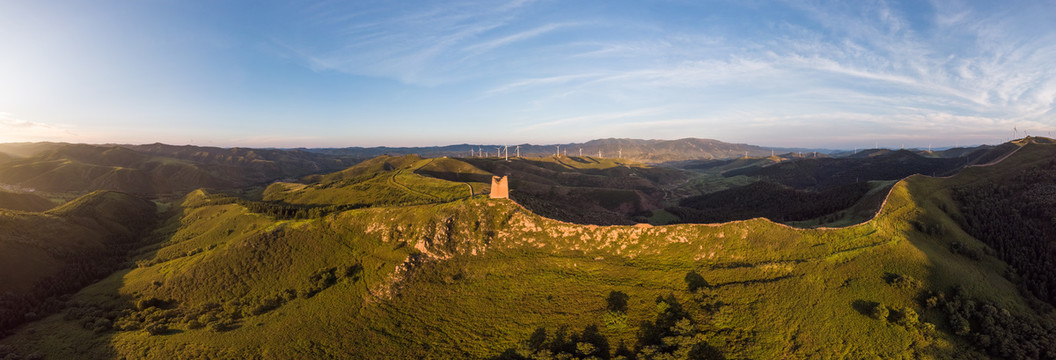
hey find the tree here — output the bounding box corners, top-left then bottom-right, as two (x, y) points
(607, 291), (629, 313)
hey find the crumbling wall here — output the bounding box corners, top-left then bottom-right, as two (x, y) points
(489, 176), (509, 199)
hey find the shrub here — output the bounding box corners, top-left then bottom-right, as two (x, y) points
(144, 322), (168, 335)
(684, 272), (709, 292)
(869, 302), (888, 320)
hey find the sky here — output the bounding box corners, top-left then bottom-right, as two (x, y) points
(1, 0), (1055, 149)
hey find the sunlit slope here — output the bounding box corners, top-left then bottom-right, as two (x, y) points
(264, 155), (483, 207)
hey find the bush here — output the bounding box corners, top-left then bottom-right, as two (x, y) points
(684, 272), (709, 292)
(144, 322), (168, 335)
(869, 302), (888, 320)
(136, 297), (168, 310)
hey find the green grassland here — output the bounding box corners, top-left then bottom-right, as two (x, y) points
(2, 141), (1055, 359)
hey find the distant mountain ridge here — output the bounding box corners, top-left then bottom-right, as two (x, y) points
(0, 142), (350, 196)
(300, 138), (826, 163)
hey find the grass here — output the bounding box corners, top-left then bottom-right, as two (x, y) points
(5, 142), (1056, 359)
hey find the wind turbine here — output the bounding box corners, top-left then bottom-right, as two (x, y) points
(556, 145), (560, 157)
(504, 145), (508, 161)
(516, 145), (520, 158)
(579, 148), (583, 156)
(618, 148), (622, 158)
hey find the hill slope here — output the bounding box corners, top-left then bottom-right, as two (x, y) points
(3, 142), (1055, 359)
(0, 191), (157, 334)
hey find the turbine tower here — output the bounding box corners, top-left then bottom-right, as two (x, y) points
(504, 145), (508, 161)
(516, 145), (520, 158)
(556, 145), (560, 157)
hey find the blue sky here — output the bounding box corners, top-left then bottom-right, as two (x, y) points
(1, 0), (1055, 148)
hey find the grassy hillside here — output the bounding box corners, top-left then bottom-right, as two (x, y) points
(2, 142), (1055, 359)
(264, 155), (482, 208)
(0, 191), (157, 335)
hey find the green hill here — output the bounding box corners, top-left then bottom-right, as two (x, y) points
(263, 155), (481, 208)
(2, 141), (1056, 359)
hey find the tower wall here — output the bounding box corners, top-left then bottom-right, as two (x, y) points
(489, 176), (509, 199)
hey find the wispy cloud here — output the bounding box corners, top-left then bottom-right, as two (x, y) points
(0, 113), (78, 142)
(463, 22), (577, 55)
(519, 107), (668, 131)
(276, 0), (562, 86)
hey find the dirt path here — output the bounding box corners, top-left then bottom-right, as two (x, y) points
(388, 160), (441, 201)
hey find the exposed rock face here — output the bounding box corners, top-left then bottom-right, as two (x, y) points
(489, 175), (509, 199)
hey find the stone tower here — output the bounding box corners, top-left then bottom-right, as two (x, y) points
(489, 175), (509, 199)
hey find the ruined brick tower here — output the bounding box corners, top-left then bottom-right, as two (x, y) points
(489, 175), (509, 199)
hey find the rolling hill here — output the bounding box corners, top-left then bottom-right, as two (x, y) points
(0, 143), (351, 197)
(2, 139), (1055, 359)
